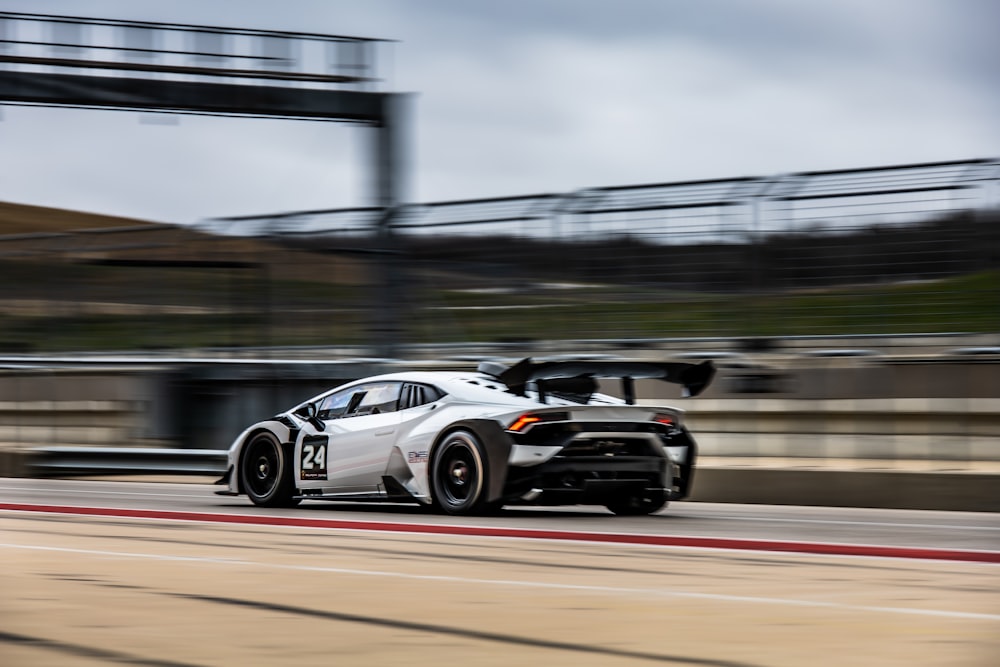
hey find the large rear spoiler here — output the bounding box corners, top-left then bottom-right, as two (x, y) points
(480, 358), (716, 404)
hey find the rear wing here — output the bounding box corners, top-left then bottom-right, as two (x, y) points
(480, 358), (716, 404)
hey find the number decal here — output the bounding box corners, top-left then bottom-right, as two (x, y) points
(300, 436), (328, 480)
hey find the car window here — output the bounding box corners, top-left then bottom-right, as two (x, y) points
(317, 387), (354, 420)
(400, 383), (445, 410)
(317, 382), (402, 420)
(351, 382), (401, 415)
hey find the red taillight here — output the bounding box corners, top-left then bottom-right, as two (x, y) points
(508, 415), (542, 432)
(507, 412), (570, 432)
(653, 413), (675, 426)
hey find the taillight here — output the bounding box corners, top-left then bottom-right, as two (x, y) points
(507, 412), (569, 432)
(508, 415), (541, 432)
(653, 413), (676, 426)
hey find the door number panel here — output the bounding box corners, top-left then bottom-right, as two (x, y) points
(300, 436), (329, 480)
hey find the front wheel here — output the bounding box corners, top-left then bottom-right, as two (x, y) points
(606, 491), (667, 516)
(240, 431), (299, 507)
(431, 430), (497, 515)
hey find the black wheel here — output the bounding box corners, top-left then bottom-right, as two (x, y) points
(606, 491), (667, 516)
(240, 431), (299, 507)
(431, 430), (496, 515)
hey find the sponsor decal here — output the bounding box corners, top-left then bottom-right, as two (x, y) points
(407, 450), (429, 464)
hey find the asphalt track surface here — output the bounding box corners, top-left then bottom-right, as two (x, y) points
(2, 478), (999, 666)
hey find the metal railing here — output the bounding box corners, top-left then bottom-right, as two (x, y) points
(202, 158), (1000, 347)
(1, 159), (998, 354)
(28, 446), (227, 477)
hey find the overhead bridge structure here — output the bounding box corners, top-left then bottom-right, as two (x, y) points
(0, 10), (409, 354)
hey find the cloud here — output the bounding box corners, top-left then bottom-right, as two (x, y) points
(0, 0), (996, 223)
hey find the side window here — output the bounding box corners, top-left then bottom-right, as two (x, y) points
(422, 384), (444, 404)
(317, 388), (353, 420)
(328, 382), (402, 419)
(400, 383), (445, 410)
(346, 382), (402, 416)
(319, 382), (433, 418)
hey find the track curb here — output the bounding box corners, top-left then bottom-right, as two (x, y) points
(2, 502), (998, 563)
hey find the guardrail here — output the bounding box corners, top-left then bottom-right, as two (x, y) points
(27, 447), (227, 477)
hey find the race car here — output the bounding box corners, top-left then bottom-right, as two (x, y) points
(216, 357), (715, 515)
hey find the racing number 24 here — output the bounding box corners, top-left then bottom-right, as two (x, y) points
(300, 437), (328, 480)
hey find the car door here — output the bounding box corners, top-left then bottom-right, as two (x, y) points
(295, 382), (402, 494)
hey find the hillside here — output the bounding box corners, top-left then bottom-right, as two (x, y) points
(0, 199), (365, 282)
(0, 200), (373, 351)
(0, 199), (996, 352)
(0, 200), (161, 235)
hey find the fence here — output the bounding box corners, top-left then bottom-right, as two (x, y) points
(211, 158), (1000, 350)
(1, 159), (998, 354)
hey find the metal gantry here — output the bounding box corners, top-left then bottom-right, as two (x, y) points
(0, 10), (409, 355)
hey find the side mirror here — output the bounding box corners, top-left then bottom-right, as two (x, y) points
(294, 403), (325, 430)
(293, 403), (316, 419)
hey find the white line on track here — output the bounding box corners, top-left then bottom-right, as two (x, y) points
(706, 514), (1000, 532)
(2, 542), (998, 622)
(2, 483), (998, 532)
(11, 504), (999, 559)
(0, 482), (1000, 532)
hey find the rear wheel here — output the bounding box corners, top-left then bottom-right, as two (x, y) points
(606, 491), (667, 516)
(240, 431), (299, 507)
(431, 430), (497, 515)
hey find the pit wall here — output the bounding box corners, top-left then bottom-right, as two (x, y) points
(0, 358), (998, 510)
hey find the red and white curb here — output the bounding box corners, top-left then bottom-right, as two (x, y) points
(2, 502), (998, 563)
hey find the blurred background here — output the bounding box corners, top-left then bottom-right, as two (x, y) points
(3, 161), (999, 354)
(0, 3), (998, 502)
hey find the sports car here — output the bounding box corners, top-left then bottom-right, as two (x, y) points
(216, 357), (715, 515)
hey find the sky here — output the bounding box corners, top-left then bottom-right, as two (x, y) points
(0, 0), (998, 225)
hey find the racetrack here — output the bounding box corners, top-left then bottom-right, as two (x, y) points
(2, 478), (999, 666)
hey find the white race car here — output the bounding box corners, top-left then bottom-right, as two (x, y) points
(217, 358), (715, 515)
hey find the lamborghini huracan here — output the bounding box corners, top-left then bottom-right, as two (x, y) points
(217, 357), (715, 515)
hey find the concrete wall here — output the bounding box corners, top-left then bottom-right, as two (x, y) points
(688, 468), (1000, 512)
(2, 358), (998, 453)
(1, 358), (998, 510)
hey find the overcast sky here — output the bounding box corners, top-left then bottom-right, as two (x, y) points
(1, 0), (997, 224)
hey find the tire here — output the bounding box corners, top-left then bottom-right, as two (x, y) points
(606, 491), (668, 516)
(240, 431), (299, 507)
(431, 430), (496, 515)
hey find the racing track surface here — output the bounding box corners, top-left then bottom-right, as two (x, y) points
(2, 478), (999, 666)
